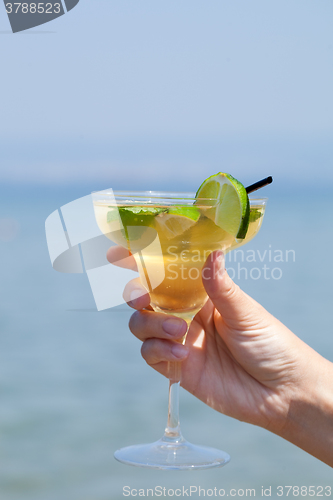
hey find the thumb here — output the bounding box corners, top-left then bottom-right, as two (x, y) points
(202, 250), (261, 326)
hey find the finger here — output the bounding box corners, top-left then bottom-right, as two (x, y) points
(202, 250), (265, 327)
(129, 309), (188, 341)
(139, 325), (208, 394)
(106, 245), (138, 271)
(141, 338), (189, 366)
(123, 278), (151, 310)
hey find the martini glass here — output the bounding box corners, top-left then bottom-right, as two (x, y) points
(93, 191), (267, 470)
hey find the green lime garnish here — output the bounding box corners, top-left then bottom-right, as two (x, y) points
(168, 206), (200, 221)
(107, 206), (167, 229)
(249, 208), (263, 223)
(195, 172), (250, 239)
(106, 206), (167, 244)
(117, 206), (167, 227)
(107, 205), (201, 242)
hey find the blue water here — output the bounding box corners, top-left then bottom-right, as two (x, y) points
(0, 185), (332, 500)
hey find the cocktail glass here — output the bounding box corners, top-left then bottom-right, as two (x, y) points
(93, 190), (267, 470)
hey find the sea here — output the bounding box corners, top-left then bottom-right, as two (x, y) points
(0, 184), (332, 500)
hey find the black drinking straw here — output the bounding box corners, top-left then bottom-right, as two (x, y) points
(246, 176), (273, 194)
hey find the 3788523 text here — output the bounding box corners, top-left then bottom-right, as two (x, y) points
(5, 3), (61, 14)
(260, 486), (332, 497)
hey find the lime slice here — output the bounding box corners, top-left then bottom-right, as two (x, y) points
(168, 206), (200, 220)
(154, 206), (200, 240)
(195, 172), (250, 239)
(249, 207), (263, 223)
(106, 206), (166, 246)
(117, 206), (166, 229)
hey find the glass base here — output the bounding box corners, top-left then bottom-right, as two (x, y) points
(114, 437), (230, 470)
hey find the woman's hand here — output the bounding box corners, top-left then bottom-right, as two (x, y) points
(107, 246), (333, 467)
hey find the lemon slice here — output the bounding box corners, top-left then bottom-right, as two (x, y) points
(154, 206), (200, 240)
(195, 172), (250, 239)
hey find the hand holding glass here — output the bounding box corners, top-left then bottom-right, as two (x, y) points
(93, 191), (267, 469)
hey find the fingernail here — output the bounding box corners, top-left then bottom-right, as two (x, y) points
(162, 317), (186, 336)
(171, 343), (189, 359)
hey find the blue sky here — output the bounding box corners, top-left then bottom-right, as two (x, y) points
(0, 0), (332, 190)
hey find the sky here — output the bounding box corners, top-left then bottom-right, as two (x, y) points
(0, 0), (332, 190)
(1, 1), (333, 492)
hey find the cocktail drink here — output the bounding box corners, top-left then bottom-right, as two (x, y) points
(93, 177), (268, 469)
(94, 195), (265, 322)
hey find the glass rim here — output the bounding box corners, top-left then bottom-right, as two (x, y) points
(92, 190), (268, 203)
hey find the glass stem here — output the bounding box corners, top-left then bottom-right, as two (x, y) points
(163, 363), (183, 442)
(162, 320), (191, 444)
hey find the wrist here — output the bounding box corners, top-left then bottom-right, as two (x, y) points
(277, 347), (333, 466)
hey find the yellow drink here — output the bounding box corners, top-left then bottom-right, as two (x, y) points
(94, 199), (265, 321)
